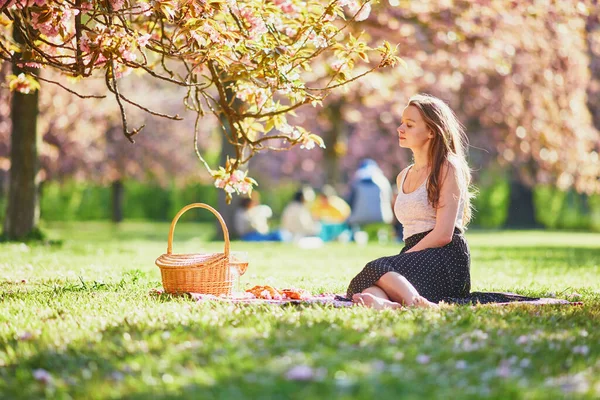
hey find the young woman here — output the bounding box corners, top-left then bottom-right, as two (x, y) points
(346, 94), (533, 309)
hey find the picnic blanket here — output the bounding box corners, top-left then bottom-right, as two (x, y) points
(149, 288), (582, 307)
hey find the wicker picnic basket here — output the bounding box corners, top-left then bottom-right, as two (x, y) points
(155, 203), (248, 296)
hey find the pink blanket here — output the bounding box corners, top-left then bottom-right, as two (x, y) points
(150, 289), (582, 307)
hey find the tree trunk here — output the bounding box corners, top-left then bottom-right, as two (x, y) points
(323, 100), (345, 186)
(217, 132), (240, 240)
(216, 81), (244, 240)
(2, 24), (40, 240)
(505, 178), (538, 228)
(112, 179), (124, 223)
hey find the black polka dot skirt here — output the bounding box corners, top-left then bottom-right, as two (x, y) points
(346, 228), (538, 304)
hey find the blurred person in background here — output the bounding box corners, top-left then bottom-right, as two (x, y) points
(234, 192), (288, 241)
(311, 184), (351, 242)
(346, 159), (394, 237)
(281, 186), (321, 241)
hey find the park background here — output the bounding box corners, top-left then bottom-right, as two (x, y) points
(1, 1), (600, 235)
(1, 1), (600, 399)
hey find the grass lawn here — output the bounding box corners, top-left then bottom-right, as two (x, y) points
(1, 221), (599, 399)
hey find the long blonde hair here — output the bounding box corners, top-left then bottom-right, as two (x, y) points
(407, 94), (475, 225)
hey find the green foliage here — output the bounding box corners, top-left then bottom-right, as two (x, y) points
(123, 182), (172, 221)
(40, 182), (111, 221)
(25, 179), (600, 233)
(171, 182), (219, 222)
(469, 168), (510, 229)
(0, 223), (598, 399)
(39, 181), (219, 222)
(534, 186), (600, 231)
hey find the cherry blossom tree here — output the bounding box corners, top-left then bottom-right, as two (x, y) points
(254, 0), (600, 228)
(0, 70), (214, 223)
(0, 0), (399, 239)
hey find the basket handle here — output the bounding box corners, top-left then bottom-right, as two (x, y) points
(167, 203), (230, 256)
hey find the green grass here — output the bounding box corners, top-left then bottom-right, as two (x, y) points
(1, 222), (599, 399)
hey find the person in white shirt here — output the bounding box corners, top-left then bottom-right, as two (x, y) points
(281, 188), (321, 240)
(234, 194), (286, 241)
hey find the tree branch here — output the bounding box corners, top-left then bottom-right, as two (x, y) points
(36, 74), (106, 99)
(107, 58), (144, 143)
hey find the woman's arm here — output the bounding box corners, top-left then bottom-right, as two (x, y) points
(405, 163), (461, 253)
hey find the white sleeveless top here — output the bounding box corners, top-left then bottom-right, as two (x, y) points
(394, 166), (464, 240)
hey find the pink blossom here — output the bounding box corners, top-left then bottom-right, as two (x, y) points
(308, 32), (327, 48)
(80, 36), (91, 53)
(272, 0), (298, 14)
(572, 345), (589, 355)
(80, 1), (93, 12)
(239, 54), (254, 67)
(190, 31), (207, 47)
(236, 181), (253, 194)
(239, 7), (268, 39)
(33, 369), (53, 384)
(224, 184), (236, 194)
(120, 47), (137, 62)
(137, 33), (151, 47)
(285, 365), (315, 381)
(109, 0), (125, 11)
(285, 27), (297, 37)
(95, 53), (108, 66)
(214, 178), (227, 189)
(496, 360), (511, 378)
(31, 13), (59, 37)
(8, 73), (36, 94)
(202, 24), (221, 44)
(230, 170), (245, 183)
(137, 1), (153, 16)
(330, 60), (345, 72)
(300, 139), (316, 150)
(346, 0), (371, 21)
(18, 332), (34, 341)
(516, 335), (529, 345)
(354, 2), (371, 21)
(323, 13), (336, 22)
(416, 354), (430, 364)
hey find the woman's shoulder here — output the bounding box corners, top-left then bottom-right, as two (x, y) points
(396, 165), (412, 184)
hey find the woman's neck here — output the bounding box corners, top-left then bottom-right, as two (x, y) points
(412, 147), (429, 170)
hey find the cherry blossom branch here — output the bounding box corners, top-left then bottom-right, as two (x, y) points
(36, 74), (106, 99)
(107, 57), (144, 143)
(193, 112), (213, 172)
(105, 81), (183, 120)
(240, 99), (311, 119)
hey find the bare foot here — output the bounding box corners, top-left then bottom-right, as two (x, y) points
(352, 293), (403, 310)
(410, 296), (439, 309)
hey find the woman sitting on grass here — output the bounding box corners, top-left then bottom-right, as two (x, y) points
(347, 94), (534, 309)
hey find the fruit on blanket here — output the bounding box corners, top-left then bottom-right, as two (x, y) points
(245, 285), (311, 300)
(281, 288), (310, 300)
(246, 285), (282, 300)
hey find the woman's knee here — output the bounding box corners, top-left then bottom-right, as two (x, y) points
(362, 285), (389, 299)
(377, 271), (404, 284)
